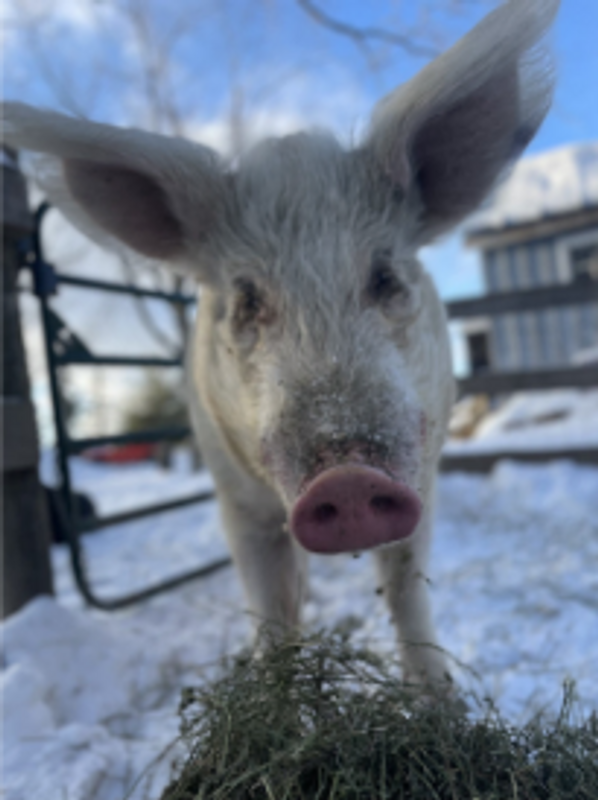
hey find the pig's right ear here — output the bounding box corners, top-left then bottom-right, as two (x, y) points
(365, 0), (559, 244)
(1, 102), (227, 279)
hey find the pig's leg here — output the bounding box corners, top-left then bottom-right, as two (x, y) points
(374, 505), (450, 688)
(218, 481), (308, 642)
(187, 362), (307, 642)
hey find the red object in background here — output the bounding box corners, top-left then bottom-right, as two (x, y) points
(82, 443), (156, 463)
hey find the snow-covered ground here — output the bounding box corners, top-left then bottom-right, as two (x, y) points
(2, 446), (598, 800)
(446, 388), (598, 453)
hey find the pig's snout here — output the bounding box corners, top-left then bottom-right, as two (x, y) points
(290, 465), (421, 554)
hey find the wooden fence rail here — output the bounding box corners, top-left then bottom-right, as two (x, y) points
(457, 365), (598, 395)
(445, 281), (598, 318)
(441, 448), (598, 474)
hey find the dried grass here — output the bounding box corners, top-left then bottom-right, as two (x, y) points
(160, 630), (598, 800)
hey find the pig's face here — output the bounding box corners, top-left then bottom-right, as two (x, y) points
(197, 136), (454, 553)
(2, 0), (558, 550)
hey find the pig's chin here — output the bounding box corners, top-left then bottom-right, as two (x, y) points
(286, 462), (422, 555)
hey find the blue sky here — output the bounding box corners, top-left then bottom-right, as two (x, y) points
(533, 0), (598, 152)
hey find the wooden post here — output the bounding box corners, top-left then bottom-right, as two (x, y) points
(1, 146), (54, 618)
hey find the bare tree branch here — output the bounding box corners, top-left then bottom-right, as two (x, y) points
(296, 0), (439, 61)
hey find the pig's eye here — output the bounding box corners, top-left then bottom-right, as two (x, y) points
(232, 277), (268, 332)
(367, 258), (405, 305)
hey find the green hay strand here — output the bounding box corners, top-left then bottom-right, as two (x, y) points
(159, 630), (598, 800)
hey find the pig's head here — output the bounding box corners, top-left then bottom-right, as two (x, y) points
(220, 136), (452, 554)
(2, 0), (558, 554)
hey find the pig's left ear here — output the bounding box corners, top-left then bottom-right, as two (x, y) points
(366, 0), (559, 243)
(1, 102), (228, 280)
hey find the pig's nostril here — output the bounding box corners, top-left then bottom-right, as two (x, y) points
(291, 467), (422, 553)
(313, 503), (338, 524)
(370, 495), (400, 514)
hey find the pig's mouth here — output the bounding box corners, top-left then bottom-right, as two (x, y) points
(289, 461), (421, 555)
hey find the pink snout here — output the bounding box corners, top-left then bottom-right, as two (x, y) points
(290, 465), (421, 554)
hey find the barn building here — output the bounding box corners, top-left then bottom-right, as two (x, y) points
(463, 142), (598, 375)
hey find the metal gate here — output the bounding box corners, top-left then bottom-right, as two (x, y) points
(26, 203), (230, 610)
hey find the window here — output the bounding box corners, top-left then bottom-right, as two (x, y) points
(555, 229), (598, 283)
(461, 317), (493, 374)
(570, 243), (598, 281)
(467, 331), (491, 374)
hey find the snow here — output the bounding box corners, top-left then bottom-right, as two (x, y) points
(468, 142), (598, 232)
(573, 342), (598, 366)
(445, 388), (598, 453)
(2, 446), (598, 800)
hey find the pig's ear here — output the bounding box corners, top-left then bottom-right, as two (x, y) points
(1, 102), (227, 278)
(366, 0), (559, 243)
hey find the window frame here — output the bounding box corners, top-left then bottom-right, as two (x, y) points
(555, 228), (598, 282)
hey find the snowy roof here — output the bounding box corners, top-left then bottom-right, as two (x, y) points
(467, 142), (598, 234)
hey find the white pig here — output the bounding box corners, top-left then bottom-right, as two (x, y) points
(2, 0), (559, 689)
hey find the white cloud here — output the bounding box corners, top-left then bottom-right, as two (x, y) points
(3, 0), (109, 33)
(184, 66), (371, 157)
(1, 0), (119, 94)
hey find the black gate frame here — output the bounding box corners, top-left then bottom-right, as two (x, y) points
(26, 203), (230, 610)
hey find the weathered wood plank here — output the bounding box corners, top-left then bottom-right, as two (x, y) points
(457, 366), (598, 395)
(441, 448), (598, 473)
(0, 397), (39, 472)
(466, 207), (598, 250)
(2, 471), (54, 614)
(446, 282), (598, 319)
(1, 147), (34, 234)
(1, 150), (54, 619)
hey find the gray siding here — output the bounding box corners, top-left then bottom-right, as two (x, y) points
(483, 232), (598, 370)
(533, 241), (559, 285)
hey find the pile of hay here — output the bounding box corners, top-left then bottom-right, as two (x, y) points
(160, 631), (597, 799)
